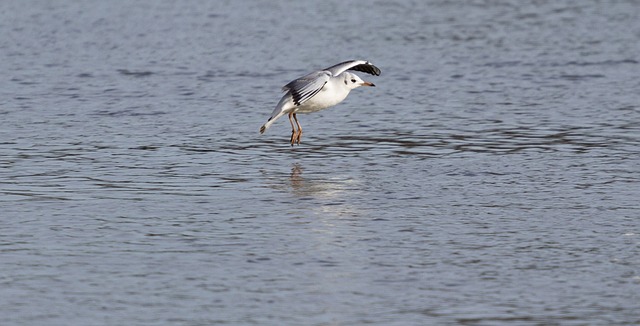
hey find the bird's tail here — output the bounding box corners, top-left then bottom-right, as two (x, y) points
(260, 93), (294, 134)
(259, 111), (286, 134)
(259, 120), (270, 134)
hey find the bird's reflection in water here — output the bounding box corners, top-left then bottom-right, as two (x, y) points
(287, 163), (352, 200)
(263, 162), (364, 218)
(289, 163), (306, 193)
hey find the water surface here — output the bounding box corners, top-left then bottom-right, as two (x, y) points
(1, 0), (639, 325)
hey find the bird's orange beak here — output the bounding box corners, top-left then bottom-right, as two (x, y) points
(361, 81), (375, 87)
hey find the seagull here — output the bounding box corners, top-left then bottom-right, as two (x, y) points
(259, 60), (381, 146)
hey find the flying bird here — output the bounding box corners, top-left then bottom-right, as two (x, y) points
(259, 60), (381, 146)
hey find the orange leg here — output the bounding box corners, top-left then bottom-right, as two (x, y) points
(288, 112), (298, 146)
(293, 113), (303, 145)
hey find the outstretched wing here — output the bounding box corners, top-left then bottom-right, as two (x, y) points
(283, 71), (331, 106)
(324, 60), (381, 77)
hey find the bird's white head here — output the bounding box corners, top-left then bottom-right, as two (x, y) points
(342, 72), (375, 89)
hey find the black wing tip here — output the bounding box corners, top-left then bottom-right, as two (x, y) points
(352, 61), (381, 76)
(368, 64), (381, 76)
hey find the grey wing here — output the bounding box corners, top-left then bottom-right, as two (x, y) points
(324, 60), (381, 76)
(282, 71), (331, 106)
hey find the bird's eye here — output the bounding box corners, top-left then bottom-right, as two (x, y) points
(351, 79), (356, 83)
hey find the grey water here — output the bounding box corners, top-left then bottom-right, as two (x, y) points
(1, 0), (639, 325)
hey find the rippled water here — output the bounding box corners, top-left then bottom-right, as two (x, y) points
(1, 0), (639, 325)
